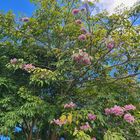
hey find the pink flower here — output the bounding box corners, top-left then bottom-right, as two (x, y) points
(10, 58), (17, 64)
(92, 137), (96, 140)
(80, 27), (87, 34)
(124, 104), (136, 111)
(23, 64), (35, 71)
(72, 50), (92, 65)
(111, 105), (124, 116)
(105, 106), (124, 116)
(52, 119), (66, 126)
(64, 102), (76, 109)
(88, 113), (96, 121)
(105, 108), (112, 115)
(20, 17), (29, 22)
(82, 57), (91, 65)
(72, 9), (80, 15)
(80, 122), (91, 131)
(124, 113), (135, 124)
(107, 41), (115, 49)
(75, 19), (82, 24)
(78, 34), (86, 41)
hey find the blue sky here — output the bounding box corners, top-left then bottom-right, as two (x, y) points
(0, 0), (35, 16)
(0, 0), (139, 17)
(0, 0), (139, 25)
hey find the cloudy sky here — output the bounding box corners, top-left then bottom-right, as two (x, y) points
(99, 0), (139, 14)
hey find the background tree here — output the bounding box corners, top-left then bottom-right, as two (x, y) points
(0, 0), (140, 140)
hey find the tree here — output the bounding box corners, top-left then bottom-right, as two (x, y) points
(0, 0), (140, 140)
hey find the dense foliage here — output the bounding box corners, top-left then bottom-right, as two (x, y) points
(0, 0), (140, 140)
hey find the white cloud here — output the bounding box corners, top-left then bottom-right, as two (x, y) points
(99, 0), (139, 14)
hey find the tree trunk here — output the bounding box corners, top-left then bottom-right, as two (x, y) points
(50, 132), (58, 140)
(35, 131), (40, 140)
(27, 131), (32, 140)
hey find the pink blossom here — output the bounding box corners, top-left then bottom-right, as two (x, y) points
(64, 102), (76, 109)
(82, 57), (91, 65)
(20, 17), (29, 22)
(80, 27), (87, 34)
(124, 113), (135, 124)
(107, 41), (115, 49)
(72, 50), (92, 65)
(23, 64), (35, 71)
(111, 105), (124, 116)
(88, 113), (96, 121)
(105, 106), (124, 116)
(52, 119), (66, 126)
(124, 104), (136, 111)
(91, 137), (96, 140)
(78, 34), (86, 41)
(10, 58), (17, 64)
(105, 108), (112, 115)
(72, 9), (80, 15)
(75, 19), (82, 24)
(80, 122), (91, 131)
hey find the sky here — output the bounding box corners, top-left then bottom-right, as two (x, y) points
(0, 0), (139, 17)
(0, 0), (35, 17)
(99, 0), (139, 14)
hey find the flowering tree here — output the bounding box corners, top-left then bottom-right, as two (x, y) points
(0, 0), (140, 140)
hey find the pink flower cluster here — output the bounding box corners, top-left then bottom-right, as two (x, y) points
(78, 34), (86, 41)
(105, 104), (136, 116)
(107, 41), (115, 50)
(124, 104), (136, 111)
(51, 119), (66, 127)
(10, 58), (17, 64)
(75, 19), (82, 25)
(105, 104), (136, 124)
(64, 102), (76, 109)
(92, 137), (96, 140)
(80, 27), (87, 34)
(80, 122), (91, 131)
(78, 27), (92, 40)
(23, 64), (35, 71)
(72, 49), (92, 65)
(72, 9), (80, 15)
(88, 113), (96, 121)
(124, 113), (135, 124)
(72, 9), (92, 41)
(105, 105), (124, 116)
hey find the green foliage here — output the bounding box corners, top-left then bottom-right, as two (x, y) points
(104, 130), (126, 140)
(0, 0), (140, 140)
